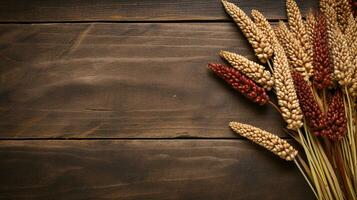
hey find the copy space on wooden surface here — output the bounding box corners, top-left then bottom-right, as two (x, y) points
(0, 0), (317, 199)
(0, 140), (313, 200)
(0, 23), (286, 139)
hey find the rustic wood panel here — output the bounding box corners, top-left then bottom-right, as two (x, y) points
(0, 0), (317, 22)
(0, 23), (289, 139)
(0, 140), (313, 200)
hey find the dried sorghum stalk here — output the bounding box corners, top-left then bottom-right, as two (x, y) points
(286, 0), (314, 76)
(219, 50), (274, 90)
(251, 9), (278, 45)
(317, 91), (347, 140)
(312, 13), (333, 90)
(275, 22), (312, 81)
(272, 44), (303, 130)
(221, 0), (273, 63)
(208, 63), (269, 105)
(292, 71), (326, 129)
(330, 28), (354, 86)
(229, 122), (298, 161)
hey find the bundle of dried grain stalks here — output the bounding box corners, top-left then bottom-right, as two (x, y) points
(206, 0), (357, 199)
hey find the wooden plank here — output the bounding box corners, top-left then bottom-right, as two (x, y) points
(0, 23), (289, 139)
(0, 140), (314, 199)
(0, 0), (318, 22)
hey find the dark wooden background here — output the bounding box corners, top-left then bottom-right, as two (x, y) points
(0, 0), (317, 199)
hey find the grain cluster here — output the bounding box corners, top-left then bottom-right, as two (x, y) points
(229, 122), (298, 161)
(219, 50), (274, 90)
(275, 22), (312, 81)
(208, 63), (269, 105)
(221, 0), (273, 63)
(272, 44), (303, 130)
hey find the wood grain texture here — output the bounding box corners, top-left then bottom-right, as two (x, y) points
(0, 140), (313, 200)
(0, 0), (317, 22)
(0, 23), (289, 139)
(0, 1), (318, 199)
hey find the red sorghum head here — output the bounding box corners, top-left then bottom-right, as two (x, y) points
(208, 63), (269, 105)
(317, 90), (347, 140)
(291, 71), (326, 129)
(312, 13), (333, 90)
(349, 0), (357, 17)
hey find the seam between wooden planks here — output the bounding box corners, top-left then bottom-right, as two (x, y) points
(0, 137), (293, 140)
(0, 19), (283, 24)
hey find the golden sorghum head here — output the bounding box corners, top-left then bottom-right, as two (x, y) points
(221, 0), (273, 63)
(330, 28), (354, 86)
(286, 0), (313, 74)
(219, 50), (274, 90)
(305, 9), (316, 55)
(350, 78), (357, 98)
(348, 40), (357, 97)
(321, 4), (339, 42)
(333, 0), (353, 32)
(251, 9), (278, 46)
(275, 22), (312, 80)
(345, 15), (357, 45)
(229, 122), (298, 161)
(345, 16), (357, 94)
(272, 43), (303, 130)
(319, 0), (337, 13)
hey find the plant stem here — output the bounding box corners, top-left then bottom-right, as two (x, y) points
(268, 100), (281, 114)
(267, 59), (274, 72)
(297, 129), (324, 199)
(294, 158), (318, 199)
